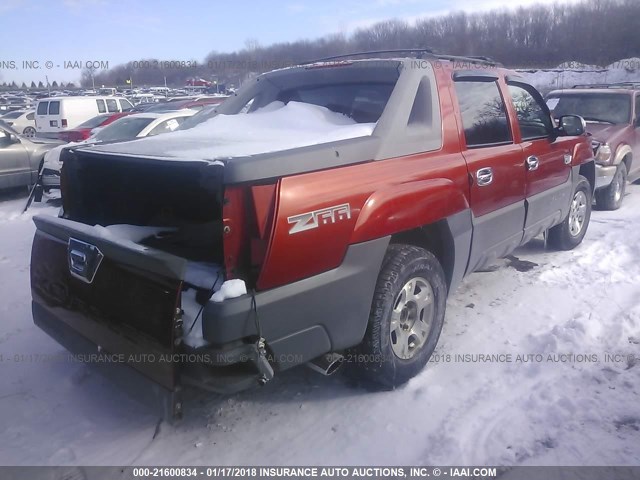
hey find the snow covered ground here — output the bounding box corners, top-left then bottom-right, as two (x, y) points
(1, 185), (639, 467)
(518, 57), (640, 93)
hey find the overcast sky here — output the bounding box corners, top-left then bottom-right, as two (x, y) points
(0, 0), (582, 85)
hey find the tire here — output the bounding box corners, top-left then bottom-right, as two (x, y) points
(595, 162), (627, 210)
(349, 244), (447, 388)
(547, 175), (592, 250)
(23, 127), (36, 138)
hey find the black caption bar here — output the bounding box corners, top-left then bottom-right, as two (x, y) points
(0, 466), (639, 480)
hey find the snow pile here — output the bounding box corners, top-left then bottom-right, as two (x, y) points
(184, 262), (223, 290)
(518, 57), (640, 93)
(211, 279), (247, 302)
(95, 101), (376, 160)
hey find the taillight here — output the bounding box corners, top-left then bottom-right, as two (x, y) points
(61, 119), (68, 127)
(222, 183), (278, 287)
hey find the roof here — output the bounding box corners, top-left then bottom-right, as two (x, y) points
(126, 110), (197, 120)
(548, 88), (635, 96)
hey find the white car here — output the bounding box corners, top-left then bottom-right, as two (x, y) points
(42, 110), (197, 189)
(0, 109), (36, 137)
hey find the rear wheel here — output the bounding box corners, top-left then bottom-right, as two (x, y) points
(23, 127), (36, 138)
(595, 162), (627, 210)
(547, 175), (591, 250)
(350, 244), (447, 388)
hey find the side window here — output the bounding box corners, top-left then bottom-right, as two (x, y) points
(48, 101), (60, 115)
(508, 84), (553, 140)
(119, 99), (133, 111)
(37, 102), (48, 115)
(26, 112), (35, 120)
(454, 80), (512, 147)
(96, 99), (106, 113)
(106, 99), (118, 113)
(147, 117), (183, 136)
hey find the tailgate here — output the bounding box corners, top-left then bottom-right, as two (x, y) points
(31, 215), (187, 391)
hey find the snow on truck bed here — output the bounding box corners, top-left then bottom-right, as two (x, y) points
(88, 101), (377, 161)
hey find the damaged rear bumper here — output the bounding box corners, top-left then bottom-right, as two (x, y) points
(31, 216), (389, 415)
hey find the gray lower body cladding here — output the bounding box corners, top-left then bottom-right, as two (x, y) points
(201, 236), (391, 370)
(30, 233), (391, 402)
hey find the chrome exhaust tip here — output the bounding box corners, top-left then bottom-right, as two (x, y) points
(307, 353), (344, 376)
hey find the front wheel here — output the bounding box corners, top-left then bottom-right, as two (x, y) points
(349, 244), (447, 388)
(547, 175), (592, 250)
(23, 127), (36, 138)
(595, 162), (627, 210)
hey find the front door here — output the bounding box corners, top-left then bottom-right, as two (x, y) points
(506, 82), (574, 243)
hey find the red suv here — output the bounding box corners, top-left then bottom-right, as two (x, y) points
(547, 84), (640, 209)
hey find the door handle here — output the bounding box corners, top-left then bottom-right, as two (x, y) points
(476, 167), (493, 186)
(526, 155), (539, 171)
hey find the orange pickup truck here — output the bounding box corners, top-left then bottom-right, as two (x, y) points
(30, 50), (595, 418)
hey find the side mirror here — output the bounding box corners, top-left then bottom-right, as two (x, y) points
(9, 133), (20, 144)
(558, 115), (586, 136)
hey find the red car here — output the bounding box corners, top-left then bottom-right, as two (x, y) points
(58, 112), (131, 142)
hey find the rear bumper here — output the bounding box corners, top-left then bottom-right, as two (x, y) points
(35, 132), (62, 140)
(595, 164), (617, 190)
(31, 232), (390, 404)
(32, 300), (182, 420)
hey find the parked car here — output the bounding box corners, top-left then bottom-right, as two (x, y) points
(30, 52), (594, 419)
(140, 97), (228, 113)
(0, 109), (36, 137)
(546, 83), (640, 209)
(0, 96), (32, 113)
(34, 96), (134, 139)
(0, 123), (61, 191)
(58, 112), (131, 142)
(41, 110), (196, 190)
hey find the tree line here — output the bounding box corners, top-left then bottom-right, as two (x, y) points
(86, 0), (640, 88)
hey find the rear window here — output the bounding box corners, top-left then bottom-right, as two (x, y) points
(94, 117), (154, 142)
(37, 102), (49, 115)
(106, 99), (118, 113)
(1, 111), (23, 119)
(77, 114), (112, 129)
(275, 83), (395, 123)
(96, 99), (106, 113)
(48, 101), (60, 115)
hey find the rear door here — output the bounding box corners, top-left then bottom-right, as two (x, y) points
(506, 81), (573, 243)
(35, 100), (49, 134)
(452, 73), (526, 273)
